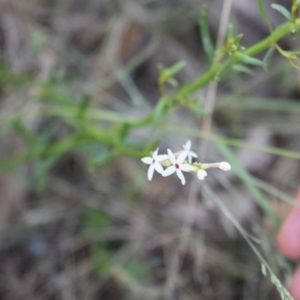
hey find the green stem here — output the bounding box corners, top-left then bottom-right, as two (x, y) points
(177, 21), (297, 97)
(245, 22), (292, 56)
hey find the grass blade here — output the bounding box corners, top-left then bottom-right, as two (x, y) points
(217, 142), (279, 224)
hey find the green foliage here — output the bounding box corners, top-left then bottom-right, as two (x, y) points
(82, 206), (111, 230)
(1, 3), (300, 298)
(272, 4), (292, 21)
(234, 52), (266, 68)
(257, 0), (273, 32)
(82, 207), (148, 282)
(199, 6), (214, 63)
(232, 64), (253, 75)
(92, 243), (114, 275)
(158, 61), (186, 87)
(123, 261), (148, 282)
(152, 98), (168, 128)
(263, 47), (275, 70)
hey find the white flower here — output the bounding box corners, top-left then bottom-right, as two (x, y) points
(197, 169), (207, 180)
(141, 148), (168, 181)
(219, 162), (231, 171)
(182, 140), (198, 163)
(162, 149), (195, 185)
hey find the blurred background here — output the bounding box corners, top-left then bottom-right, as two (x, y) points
(0, 0), (300, 299)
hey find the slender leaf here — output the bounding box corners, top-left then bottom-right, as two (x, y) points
(77, 94), (91, 119)
(263, 47), (275, 70)
(34, 155), (59, 191)
(11, 119), (35, 145)
(188, 104), (207, 117)
(271, 4), (292, 21)
(226, 24), (234, 43)
(159, 61), (185, 83)
(199, 6), (214, 63)
(82, 206), (111, 230)
(232, 64), (253, 75)
(92, 243), (113, 275)
(167, 61), (186, 77)
(124, 261), (148, 282)
(256, 0), (273, 32)
(235, 52), (266, 68)
(90, 152), (114, 168)
(151, 98), (167, 128)
(118, 123), (131, 142)
(144, 139), (160, 153)
(232, 34), (244, 46)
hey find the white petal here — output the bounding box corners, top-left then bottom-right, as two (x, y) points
(184, 140), (191, 150)
(147, 165), (155, 181)
(177, 151), (188, 164)
(154, 162), (164, 174)
(190, 151), (198, 158)
(187, 154), (192, 164)
(152, 148), (159, 158)
(156, 154), (169, 162)
(162, 166), (176, 177)
(141, 157), (152, 164)
(167, 149), (176, 164)
(180, 164), (195, 172)
(176, 170), (186, 185)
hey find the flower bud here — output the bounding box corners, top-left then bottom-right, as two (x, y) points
(219, 162), (231, 171)
(197, 169), (207, 180)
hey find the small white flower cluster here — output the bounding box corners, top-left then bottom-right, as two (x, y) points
(141, 140), (231, 185)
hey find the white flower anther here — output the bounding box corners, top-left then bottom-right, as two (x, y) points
(162, 149), (195, 185)
(141, 148), (168, 181)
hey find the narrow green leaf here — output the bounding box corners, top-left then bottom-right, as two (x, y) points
(263, 47), (275, 70)
(271, 4), (292, 21)
(82, 206), (111, 230)
(144, 139), (160, 153)
(235, 52), (265, 68)
(188, 104), (207, 117)
(124, 261), (148, 282)
(40, 84), (73, 106)
(199, 6), (214, 63)
(167, 61), (186, 77)
(92, 243), (113, 275)
(226, 24), (234, 43)
(77, 94), (91, 119)
(261, 263), (267, 276)
(232, 64), (253, 75)
(167, 77), (178, 87)
(151, 98), (167, 128)
(158, 61), (185, 84)
(11, 119), (35, 145)
(232, 34), (244, 46)
(118, 123), (131, 142)
(34, 155), (58, 191)
(90, 152), (114, 168)
(256, 0), (273, 32)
